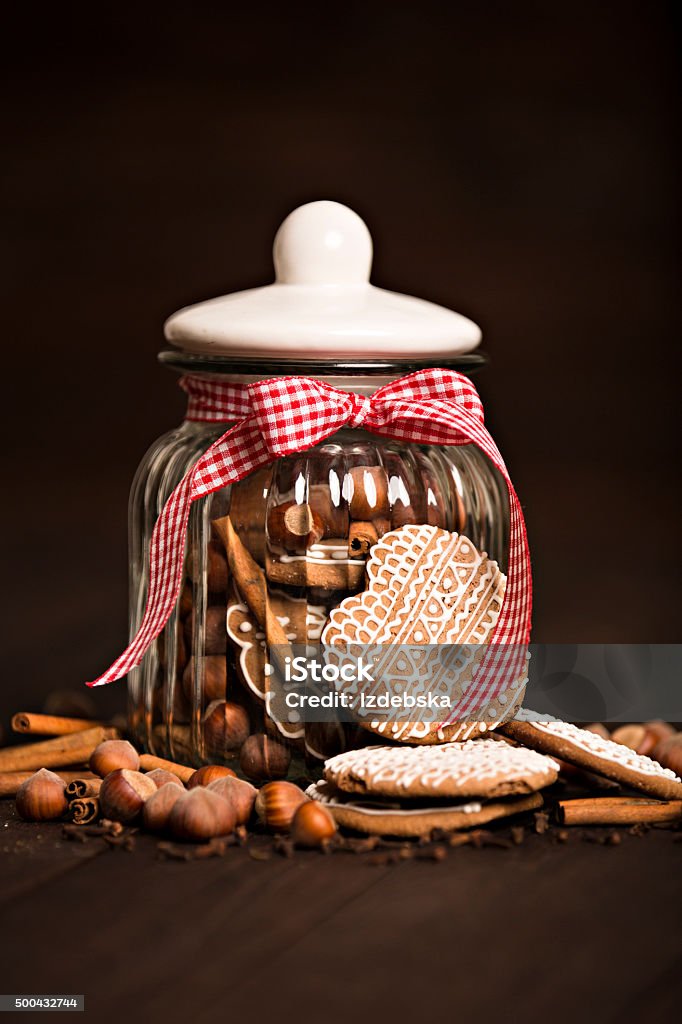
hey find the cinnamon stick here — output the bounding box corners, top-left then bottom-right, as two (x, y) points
(139, 754), (195, 783)
(214, 515), (266, 622)
(265, 555), (365, 590)
(0, 726), (118, 773)
(69, 797), (100, 825)
(0, 769), (96, 799)
(65, 777), (103, 799)
(214, 516), (289, 644)
(557, 797), (682, 826)
(348, 521), (378, 558)
(11, 712), (107, 736)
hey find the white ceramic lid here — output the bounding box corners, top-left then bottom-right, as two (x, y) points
(164, 201), (481, 359)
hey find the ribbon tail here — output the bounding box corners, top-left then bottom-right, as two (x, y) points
(87, 420), (268, 686)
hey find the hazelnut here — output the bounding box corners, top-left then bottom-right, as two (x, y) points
(188, 764), (237, 789)
(255, 781), (309, 831)
(267, 501), (325, 551)
(146, 768), (184, 790)
(207, 541), (229, 593)
(186, 541), (228, 593)
(382, 452), (425, 527)
(652, 734), (682, 776)
(226, 464), (272, 563)
(169, 788), (237, 841)
(348, 466), (390, 520)
(291, 801), (337, 848)
(415, 455), (447, 529)
(182, 655), (227, 703)
(303, 721), (347, 760)
(203, 701), (250, 754)
(142, 783), (185, 832)
(184, 604), (228, 655)
(153, 684), (191, 724)
(208, 776), (257, 825)
(611, 724), (647, 751)
(99, 769), (156, 824)
(89, 739), (140, 778)
(638, 720), (675, 757)
(176, 626), (189, 674)
(15, 768), (68, 822)
(178, 581), (193, 618)
(240, 733), (291, 781)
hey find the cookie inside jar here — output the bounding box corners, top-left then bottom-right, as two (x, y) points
(180, 433), (510, 773)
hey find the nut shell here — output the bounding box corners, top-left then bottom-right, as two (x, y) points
(240, 733), (291, 782)
(652, 733), (682, 777)
(208, 776), (257, 826)
(168, 788), (237, 841)
(203, 701), (250, 754)
(188, 764), (237, 789)
(16, 768), (68, 822)
(638, 720), (675, 757)
(182, 655), (228, 702)
(89, 739), (140, 778)
(610, 724), (646, 752)
(184, 604), (228, 655)
(146, 768), (185, 790)
(291, 800), (337, 848)
(142, 783), (185, 832)
(611, 722), (676, 758)
(255, 781), (309, 831)
(99, 769), (156, 824)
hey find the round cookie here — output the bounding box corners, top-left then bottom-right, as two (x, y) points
(501, 710), (682, 801)
(322, 525), (525, 744)
(307, 780), (543, 838)
(323, 738), (559, 799)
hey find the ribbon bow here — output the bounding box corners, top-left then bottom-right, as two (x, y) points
(89, 369), (531, 688)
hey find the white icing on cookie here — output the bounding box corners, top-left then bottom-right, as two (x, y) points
(513, 709), (681, 782)
(324, 739), (559, 795)
(280, 542), (364, 567)
(324, 525), (506, 647)
(321, 526), (516, 741)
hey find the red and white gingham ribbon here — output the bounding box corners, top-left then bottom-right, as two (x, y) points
(88, 369), (532, 705)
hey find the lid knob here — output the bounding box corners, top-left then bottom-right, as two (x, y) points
(273, 200), (373, 285)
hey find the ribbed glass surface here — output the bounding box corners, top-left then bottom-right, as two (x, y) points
(128, 423), (509, 773)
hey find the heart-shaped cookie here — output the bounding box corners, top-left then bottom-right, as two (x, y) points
(322, 525), (522, 743)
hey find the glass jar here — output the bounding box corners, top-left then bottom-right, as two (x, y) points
(127, 359), (509, 772)
(124, 201), (518, 780)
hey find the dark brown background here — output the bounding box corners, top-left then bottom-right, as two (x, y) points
(2, 1), (680, 724)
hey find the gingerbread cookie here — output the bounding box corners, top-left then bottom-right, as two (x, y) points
(321, 525), (522, 743)
(307, 780), (543, 838)
(266, 539), (366, 590)
(501, 709), (682, 801)
(323, 739), (559, 799)
(226, 587), (327, 740)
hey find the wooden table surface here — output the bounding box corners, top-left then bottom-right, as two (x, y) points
(0, 801), (679, 1023)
